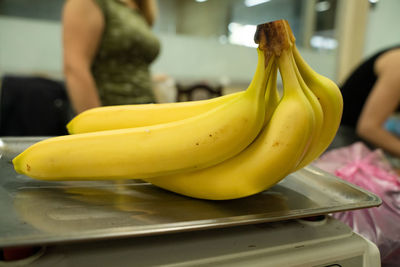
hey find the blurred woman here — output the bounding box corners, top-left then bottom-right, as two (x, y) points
(62, 0), (160, 114)
(339, 46), (400, 157)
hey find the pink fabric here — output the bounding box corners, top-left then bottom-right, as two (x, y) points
(314, 142), (400, 266)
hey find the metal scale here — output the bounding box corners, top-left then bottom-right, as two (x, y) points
(0, 137), (382, 266)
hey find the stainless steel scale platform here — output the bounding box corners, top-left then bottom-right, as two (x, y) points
(0, 137), (383, 267)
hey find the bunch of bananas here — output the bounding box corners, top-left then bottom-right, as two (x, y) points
(13, 20), (343, 200)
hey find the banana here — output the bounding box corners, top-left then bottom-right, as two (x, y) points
(68, 69), (280, 135)
(145, 22), (316, 200)
(293, 45), (343, 170)
(290, 47), (324, 170)
(13, 48), (273, 181)
(67, 92), (242, 134)
(69, 67), (280, 135)
(281, 19), (343, 169)
(263, 61), (280, 125)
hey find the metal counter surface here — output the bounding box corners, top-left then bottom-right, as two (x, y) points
(0, 137), (381, 248)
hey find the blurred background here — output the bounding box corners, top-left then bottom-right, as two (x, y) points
(0, 0), (398, 100)
(1, 3), (399, 264)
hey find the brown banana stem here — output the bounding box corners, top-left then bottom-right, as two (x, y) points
(254, 19), (295, 66)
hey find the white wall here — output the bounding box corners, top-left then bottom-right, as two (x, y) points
(0, 16), (337, 86)
(152, 34), (257, 84)
(0, 17), (63, 78)
(363, 0), (400, 57)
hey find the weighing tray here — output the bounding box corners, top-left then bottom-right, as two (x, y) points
(0, 137), (381, 248)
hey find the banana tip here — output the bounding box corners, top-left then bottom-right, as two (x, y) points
(12, 155), (25, 174)
(66, 121), (75, 134)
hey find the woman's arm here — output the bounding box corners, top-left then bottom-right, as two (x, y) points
(62, 0), (104, 114)
(356, 49), (400, 157)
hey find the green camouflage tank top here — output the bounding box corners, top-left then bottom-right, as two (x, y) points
(92, 0), (160, 105)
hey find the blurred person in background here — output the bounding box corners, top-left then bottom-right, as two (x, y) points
(338, 46), (400, 159)
(62, 0), (160, 114)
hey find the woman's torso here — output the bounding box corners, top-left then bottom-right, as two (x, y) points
(92, 0), (160, 105)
